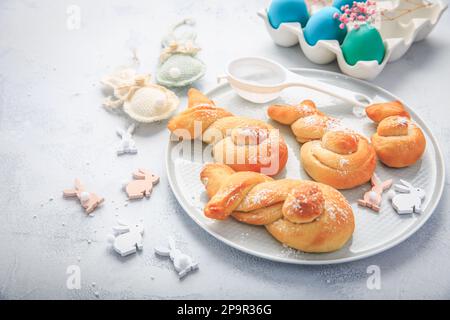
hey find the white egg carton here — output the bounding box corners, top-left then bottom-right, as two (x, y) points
(258, 0), (447, 80)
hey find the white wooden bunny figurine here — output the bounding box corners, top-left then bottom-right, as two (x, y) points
(117, 123), (137, 155)
(109, 220), (144, 256)
(154, 237), (198, 278)
(358, 174), (392, 212)
(388, 179), (426, 214)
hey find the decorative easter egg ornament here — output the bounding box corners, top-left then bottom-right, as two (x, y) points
(156, 18), (206, 87)
(334, 1), (384, 66)
(101, 68), (179, 123)
(63, 179), (104, 214)
(341, 24), (385, 65)
(303, 6), (347, 46)
(333, 0), (367, 12)
(389, 180), (426, 215)
(154, 237), (198, 278)
(124, 169), (159, 200)
(268, 0), (309, 29)
(109, 220), (144, 257)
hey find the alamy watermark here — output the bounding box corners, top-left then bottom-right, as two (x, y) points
(170, 121), (283, 176)
(366, 265), (381, 290)
(66, 265), (81, 290)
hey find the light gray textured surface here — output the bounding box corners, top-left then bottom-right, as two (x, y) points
(0, 0), (449, 300)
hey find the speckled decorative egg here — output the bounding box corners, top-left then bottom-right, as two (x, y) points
(303, 7), (347, 46)
(268, 0), (309, 29)
(333, 0), (367, 11)
(341, 24), (385, 66)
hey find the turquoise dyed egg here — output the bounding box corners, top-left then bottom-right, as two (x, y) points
(303, 7), (347, 46)
(333, 0), (367, 11)
(268, 0), (309, 29)
(341, 24), (385, 65)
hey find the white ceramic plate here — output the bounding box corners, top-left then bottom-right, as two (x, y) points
(166, 68), (445, 265)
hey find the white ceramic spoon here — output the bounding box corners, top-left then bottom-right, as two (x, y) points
(223, 56), (371, 107)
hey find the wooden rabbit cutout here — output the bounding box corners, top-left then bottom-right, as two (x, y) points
(358, 174), (392, 212)
(117, 123), (138, 155)
(109, 220), (144, 257)
(63, 179), (104, 214)
(154, 237), (198, 278)
(125, 169), (159, 199)
(389, 179), (426, 214)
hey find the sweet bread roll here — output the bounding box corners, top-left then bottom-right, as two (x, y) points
(268, 100), (322, 125)
(168, 89), (288, 176)
(371, 116), (426, 168)
(268, 100), (338, 143)
(365, 100), (410, 123)
(291, 114), (340, 143)
(200, 163), (354, 253)
(300, 130), (377, 189)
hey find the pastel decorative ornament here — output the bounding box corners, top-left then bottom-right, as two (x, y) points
(358, 173), (392, 212)
(124, 169), (159, 200)
(341, 24), (385, 65)
(63, 179), (104, 214)
(388, 180), (426, 215)
(335, 1), (385, 65)
(116, 123), (137, 155)
(268, 0), (309, 29)
(156, 18), (206, 87)
(303, 6), (347, 46)
(108, 221), (144, 257)
(154, 237), (198, 278)
(101, 68), (179, 123)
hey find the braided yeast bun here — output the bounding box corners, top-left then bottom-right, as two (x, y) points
(200, 163), (354, 253)
(168, 89), (288, 175)
(268, 100), (338, 143)
(301, 130), (377, 189)
(371, 116), (426, 168)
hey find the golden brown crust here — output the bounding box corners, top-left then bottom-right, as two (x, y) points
(365, 100), (410, 123)
(267, 100), (340, 143)
(200, 164), (354, 253)
(300, 131), (377, 189)
(187, 88), (215, 108)
(268, 100), (320, 125)
(167, 106), (233, 139)
(282, 184), (324, 224)
(371, 116), (426, 168)
(200, 163), (235, 198)
(232, 203), (283, 225)
(266, 182), (354, 253)
(204, 171), (272, 220)
(291, 114), (336, 143)
(168, 90), (288, 176)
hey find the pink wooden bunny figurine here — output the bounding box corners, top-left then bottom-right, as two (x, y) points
(63, 179), (104, 214)
(125, 169), (160, 199)
(358, 174), (392, 212)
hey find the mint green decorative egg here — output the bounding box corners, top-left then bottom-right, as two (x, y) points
(341, 24), (385, 66)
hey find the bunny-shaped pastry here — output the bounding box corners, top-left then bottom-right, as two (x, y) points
(389, 180), (426, 214)
(117, 123), (137, 155)
(154, 237), (198, 278)
(358, 174), (392, 212)
(125, 169), (159, 199)
(63, 179), (104, 214)
(109, 220), (144, 257)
